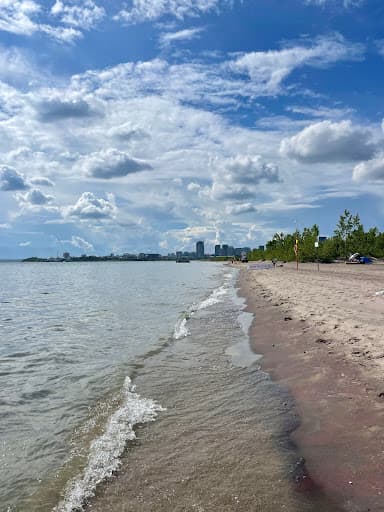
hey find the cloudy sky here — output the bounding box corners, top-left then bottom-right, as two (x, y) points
(1, 0), (384, 258)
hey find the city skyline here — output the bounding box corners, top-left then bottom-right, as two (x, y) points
(1, 1), (384, 258)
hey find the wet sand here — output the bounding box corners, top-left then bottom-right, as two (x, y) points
(241, 262), (384, 511)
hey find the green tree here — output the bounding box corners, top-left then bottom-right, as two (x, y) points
(334, 210), (362, 259)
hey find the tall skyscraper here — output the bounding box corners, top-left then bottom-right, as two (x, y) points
(196, 241), (204, 259)
(215, 244), (221, 257)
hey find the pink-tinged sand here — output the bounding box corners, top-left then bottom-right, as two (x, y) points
(241, 262), (384, 511)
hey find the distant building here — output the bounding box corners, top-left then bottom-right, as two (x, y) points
(215, 245), (221, 257)
(319, 236), (327, 244)
(222, 244), (228, 257)
(227, 246), (235, 257)
(258, 245), (265, 251)
(196, 241), (204, 259)
(176, 251), (182, 259)
(63, 252), (70, 260)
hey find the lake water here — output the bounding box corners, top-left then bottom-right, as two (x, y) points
(0, 261), (339, 511)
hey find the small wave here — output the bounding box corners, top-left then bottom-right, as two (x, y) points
(173, 317), (190, 339)
(173, 273), (232, 339)
(198, 285), (227, 310)
(54, 377), (164, 512)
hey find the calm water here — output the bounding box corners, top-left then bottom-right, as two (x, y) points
(0, 261), (223, 511)
(0, 261), (339, 512)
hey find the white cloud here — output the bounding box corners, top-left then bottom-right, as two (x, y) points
(30, 177), (55, 187)
(187, 182), (201, 191)
(0, 45), (41, 86)
(353, 157), (384, 182)
(229, 34), (364, 95)
(81, 149), (153, 179)
(51, 0), (105, 30)
(286, 105), (354, 120)
(225, 203), (256, 215)
(0, 166), (29, 191)
(16, 188), (54, 205)
(280, 120), (377, 163)
(19, 240), (31, 246)
(0, 0), (40, 36)
(305, 0), (363, 7)
(160, 27), (204, 47)
(0, 0), (95, 41)
(115, 0), (224, 24)
(108, 124), (150, 141)
(64, 192), (117, 219)
(224, 155), (280, 185)
(69, 235), (94, 251)
(210, 155), (280, 201)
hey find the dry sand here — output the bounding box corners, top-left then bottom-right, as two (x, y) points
(246, 261), (384, 374)
(241, 261), (384, 511)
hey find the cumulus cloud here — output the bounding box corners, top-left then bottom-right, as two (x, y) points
(29, 177), (55, 187)
(81, 149), (152, 179)
(280, 120), (377, 163)
(108, 124), (150, 141)
(229, 34), (364, 95)
(51, 0), (105, 30)
(225, 203), (256, 215)
(115, 0), (224, 24)
(17, 188), (54, 205)
(210, 155), (280, 201)
(36, 98), (97, 122)
(0, 166), (29, 191)
(64, 192), (117, 219)
(224, 155), (280, 184)
(160, 27), (204, 47)
(353, 157), (384, 182)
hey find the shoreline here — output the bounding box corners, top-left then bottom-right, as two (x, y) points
(239, 263), (384, 511)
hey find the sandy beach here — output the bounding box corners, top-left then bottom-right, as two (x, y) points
(241, 262), (384, 511)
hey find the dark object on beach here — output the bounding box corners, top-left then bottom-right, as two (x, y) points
(284, 316), (292, 321)
(315, 338), (329, 344)
(378, 392), (384, 398)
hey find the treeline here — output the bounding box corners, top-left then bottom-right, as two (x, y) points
(248, 210), (384, 263)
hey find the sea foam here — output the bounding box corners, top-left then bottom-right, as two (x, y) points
(198, 285), (227, 310)
(54, 377), (164, 512)
(173, 317), (190, 339)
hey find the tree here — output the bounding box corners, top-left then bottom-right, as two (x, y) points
(334, 210), (362, 259)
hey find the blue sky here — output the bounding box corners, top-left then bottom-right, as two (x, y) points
(1, 0), (384, 258)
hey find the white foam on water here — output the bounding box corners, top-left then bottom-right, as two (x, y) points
(375, 290), (384, 296)
(173, 317), (190, 339)
(53, 377), (164, 512)
(173, 269), (234, 339)
(198, 285), (227, 310)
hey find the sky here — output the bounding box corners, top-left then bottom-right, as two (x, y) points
(1, 0), (384, 258)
